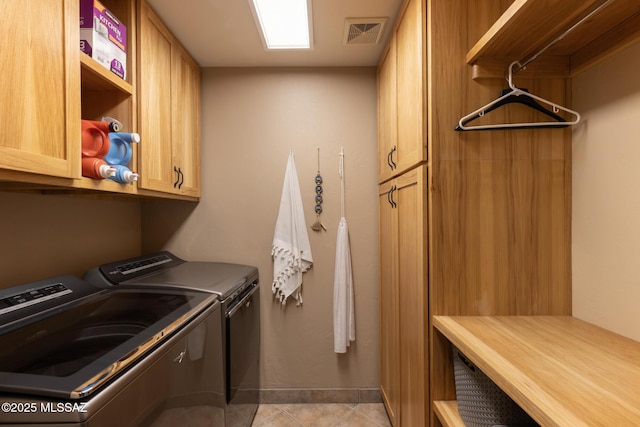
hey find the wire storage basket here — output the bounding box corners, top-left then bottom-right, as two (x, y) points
(453, 347), (539, 427)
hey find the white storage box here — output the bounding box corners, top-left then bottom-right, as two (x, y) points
(80, 0), (127, 79)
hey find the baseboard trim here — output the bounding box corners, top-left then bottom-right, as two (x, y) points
(259, 388), (382, 404)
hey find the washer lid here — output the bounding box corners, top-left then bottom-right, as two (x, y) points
(0, 284), (216, 399)
(126, 261), (259, 300)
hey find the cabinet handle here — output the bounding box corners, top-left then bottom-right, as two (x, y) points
(387, 150), (393, 170)
(173, 166), (180, 188)
(178, 167), (184, 189)
(390, 146), (397, 170)
(173, 350), (186, 364)
(389, 185), (397, 208)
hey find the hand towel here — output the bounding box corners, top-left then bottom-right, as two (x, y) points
(272, 151), (313, 305)
(333, 217), (355, 353)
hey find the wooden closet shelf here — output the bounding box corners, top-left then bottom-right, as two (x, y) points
(433, 401), (465, 427)
(468, 0), (640, 79)
(433, 316), (640, 426)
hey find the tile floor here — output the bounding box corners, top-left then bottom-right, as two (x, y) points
(251, 403), (391, 427)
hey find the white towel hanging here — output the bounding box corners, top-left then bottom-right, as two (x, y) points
(272, 150), (313, 305)
(334, 147), (355, 353)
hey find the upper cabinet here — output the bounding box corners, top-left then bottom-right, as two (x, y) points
(377, 0), (426, 184)
(468, 0), (640, 79)
(1, 0), (200, 200)
(377, 39), (398, 184)
(0, 0), (80, 179)
(137, 0), (201, 198)
(171, 43), (201, 197)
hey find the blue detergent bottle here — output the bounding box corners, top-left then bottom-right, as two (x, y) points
(104, 132), (140, 184)
(110, 164), (139, 184)
(105, 132), (140, 166)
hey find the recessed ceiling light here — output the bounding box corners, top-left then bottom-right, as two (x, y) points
(250, 0), (313, 50)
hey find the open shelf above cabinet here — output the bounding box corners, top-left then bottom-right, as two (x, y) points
(80, 52), (133, 95)
(468, 0), (640, 79)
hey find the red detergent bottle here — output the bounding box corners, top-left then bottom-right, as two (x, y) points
(81, 120), (120, 158)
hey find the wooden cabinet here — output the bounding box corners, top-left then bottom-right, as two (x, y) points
(0, 0), (80, 179)
(377, 38), (397, 184)
(0, 0), (141, 196)
(138, 0), (201, 198)
(377, 0), (426, 184)
(382, 0), (640, 425)
(378, 176), (400, 426)
(374, 0), (636, 425)
(171, 43), (201, 197)
(379, 165), (428, 427)
(395, 0), (425, 177)
(0, 0), (200, 200)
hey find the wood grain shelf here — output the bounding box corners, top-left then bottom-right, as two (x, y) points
(468, 0), (640, 79)
(433, 316), (640, 426)
(433, 401), (465, 427)
(80, 52), (133, 95)
(72, 177), (139, 195)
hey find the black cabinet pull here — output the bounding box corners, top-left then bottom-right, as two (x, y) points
(389, 185), (397, 208)
(390, 146), (397, 170)
(177, 167), (184, 189)
(173, 166), (180, 188)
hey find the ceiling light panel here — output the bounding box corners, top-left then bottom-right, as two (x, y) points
(251, 0), (313, 50)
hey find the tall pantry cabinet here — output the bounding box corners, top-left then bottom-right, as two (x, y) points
(378, 0), (573, 426)
(378, 166), (428, 427)
(378, 0), (428, 425)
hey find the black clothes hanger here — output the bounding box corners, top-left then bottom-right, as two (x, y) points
(455, 62), (581, 131)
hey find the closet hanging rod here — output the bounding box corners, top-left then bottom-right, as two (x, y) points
(513, 0), (615, 74)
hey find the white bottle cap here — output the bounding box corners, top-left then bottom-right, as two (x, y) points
(99, 165), (116, 178)
(130, 133), (141, 143)
(124, 171), (139, 182)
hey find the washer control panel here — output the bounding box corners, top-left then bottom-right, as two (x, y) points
(0, 282), (71, 315)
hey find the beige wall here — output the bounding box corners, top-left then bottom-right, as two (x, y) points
(572, 41), (640, 342)
(142, 67), (380, 389)
(0, 191), (141, 288)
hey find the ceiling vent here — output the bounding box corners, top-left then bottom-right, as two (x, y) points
(343, 18), (388, 45)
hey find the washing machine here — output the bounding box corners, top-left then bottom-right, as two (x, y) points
(0, 274), (224, 426)
(84, 252), (260, 427)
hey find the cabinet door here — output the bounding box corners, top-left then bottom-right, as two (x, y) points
(138, 0), (176, 194)
(378, 38), (397, 184)
(172, 43), (201, 197)
(395, 0), (425, 176)
(396, 166), (428, 427)
(0, 0), (80, 178)
(379, 181), (400, 426)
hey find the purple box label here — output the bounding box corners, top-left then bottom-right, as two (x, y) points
(110, 59), (125, 79)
